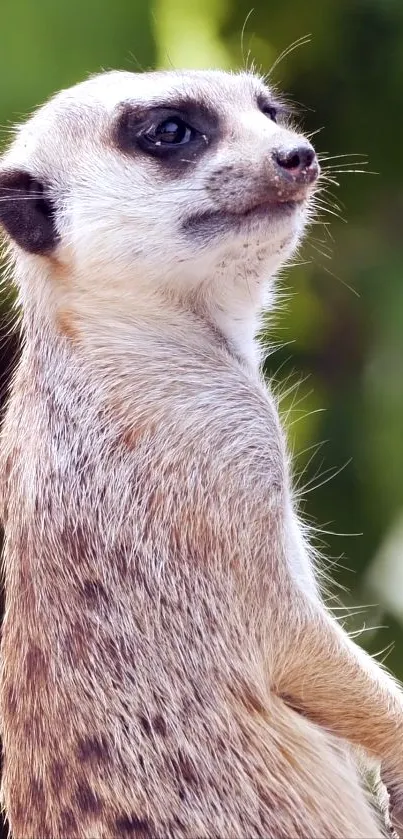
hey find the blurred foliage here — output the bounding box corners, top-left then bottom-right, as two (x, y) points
(0, 0), (402, 682)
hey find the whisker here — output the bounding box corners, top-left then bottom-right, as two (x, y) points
(240, 8), (255, 69)
(349, 626), (387, 639)
(314, 191), (344, 213)
(296, 458), (353, 497)
(316, 261), (360, 298)
(321, 167), (375, 176)
(318, 153), (368, 163)
(293, 440), (328, 490)
(0, 194), (50, 202)
(309, 235), (333, 255)
(318, 186), (345, 206)
(306, 126), (325, 140)
(287, 407), (326, 430)
(309, 241), (333, 261)
(318, 174), (341, 187)
(266, 34), (312, 78)
(312, 201), (346, 222)
(374, 642), (395, 666)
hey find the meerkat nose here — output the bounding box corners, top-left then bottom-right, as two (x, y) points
(272, 143), (320, 185)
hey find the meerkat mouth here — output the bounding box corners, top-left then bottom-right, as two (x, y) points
(237, 198), (303, 218)
(182, 198), (303, 238)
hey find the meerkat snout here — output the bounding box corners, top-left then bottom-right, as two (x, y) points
(272, 142), (319, 184)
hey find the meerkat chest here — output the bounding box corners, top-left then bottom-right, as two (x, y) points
(3, 348), (291, 589)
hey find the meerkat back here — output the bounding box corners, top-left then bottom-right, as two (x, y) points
(0, 69), (400, 839)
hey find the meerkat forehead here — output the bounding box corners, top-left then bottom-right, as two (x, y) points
(5, 69), (278, 171)
(67, 68), (267, 110)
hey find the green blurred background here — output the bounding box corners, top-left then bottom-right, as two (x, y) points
(0, 0), (402, 677)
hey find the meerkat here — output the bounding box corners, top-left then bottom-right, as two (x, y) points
(0, 68), (402, 839)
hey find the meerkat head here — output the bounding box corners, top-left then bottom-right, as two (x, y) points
(0, 70), (319, 344)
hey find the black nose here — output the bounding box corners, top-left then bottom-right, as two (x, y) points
(273, 143), (318, 182)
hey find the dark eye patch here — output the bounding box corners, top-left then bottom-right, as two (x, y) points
(112, 99), (220, 169)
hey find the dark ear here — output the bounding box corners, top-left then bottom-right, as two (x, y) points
(0, 168), (59, 254)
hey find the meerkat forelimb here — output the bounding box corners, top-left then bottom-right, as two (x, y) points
(272, 582), (403, 828)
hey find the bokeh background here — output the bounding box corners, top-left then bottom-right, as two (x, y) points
(0, 0), (402, 701)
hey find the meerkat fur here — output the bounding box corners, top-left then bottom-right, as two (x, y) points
(0, 69), (402, 838)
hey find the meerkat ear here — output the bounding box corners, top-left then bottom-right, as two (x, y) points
(0, 168), (59, 254)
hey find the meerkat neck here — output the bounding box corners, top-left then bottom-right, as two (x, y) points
(13, 243), (276, 376)
(167, 256), (274, 367)
(18, 273), (268, 375)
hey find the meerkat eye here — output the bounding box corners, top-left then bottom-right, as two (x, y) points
(257, 94), (292, 124)
(145, 118), (195, 146)
(259, 103), (278, 123)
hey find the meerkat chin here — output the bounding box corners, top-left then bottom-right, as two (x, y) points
(0, 70), (402, 839)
